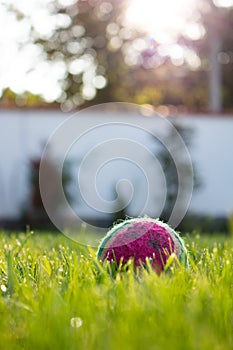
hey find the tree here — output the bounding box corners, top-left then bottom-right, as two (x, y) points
(179, 0), (233, 112)
(22, 148), (74, 227)
(35, 0), (146, 110)
(4, 0), (233, 111)
(151, 121), (201, 222)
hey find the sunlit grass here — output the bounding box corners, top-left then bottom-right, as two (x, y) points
(0, 230), (232, 350)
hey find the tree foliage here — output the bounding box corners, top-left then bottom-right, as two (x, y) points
(37, 0), (146, 110)
(179, 0), (233, 110)
(2, 0), (233, 111)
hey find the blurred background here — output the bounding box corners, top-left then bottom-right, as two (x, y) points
(0, 0), (233, 233)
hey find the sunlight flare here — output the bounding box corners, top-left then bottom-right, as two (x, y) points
(126, 0), (197, 43)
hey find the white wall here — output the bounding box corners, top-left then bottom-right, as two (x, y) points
(0, 109), (232, 220)
(0, 110), (69, 218)
(175, 116), (233, 216)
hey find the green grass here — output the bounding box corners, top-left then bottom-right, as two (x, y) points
(0, 230), (232, 350)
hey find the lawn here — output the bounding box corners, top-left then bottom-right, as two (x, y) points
(0, 229), (232, 350)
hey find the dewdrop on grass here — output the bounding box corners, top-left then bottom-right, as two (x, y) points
(1, 285), (7, 293)
(70, 317), (83, 328)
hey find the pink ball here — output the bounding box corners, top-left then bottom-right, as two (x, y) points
(97, 218), (187, 274)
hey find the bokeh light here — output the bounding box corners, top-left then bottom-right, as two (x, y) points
(0, 0), (232, 106)
(125, 0), (198, 44)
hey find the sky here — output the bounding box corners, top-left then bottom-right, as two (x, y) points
(0, 0), (232, 103)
